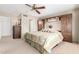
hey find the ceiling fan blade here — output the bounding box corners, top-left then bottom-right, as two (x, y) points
(25, 4), (32, 7)
(35, 10), (40, 14)
(35, 6), (45, 9)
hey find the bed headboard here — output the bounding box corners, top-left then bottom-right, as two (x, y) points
(44, 17), (61, 32)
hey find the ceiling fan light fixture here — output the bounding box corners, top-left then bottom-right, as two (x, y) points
(25, 4), (45, 14)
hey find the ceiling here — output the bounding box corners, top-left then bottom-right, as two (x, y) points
(0, 4), (78, 17)
(0, 4), (30, 16)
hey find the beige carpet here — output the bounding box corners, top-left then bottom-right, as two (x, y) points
(0, 37), (79, 54)
(51, 42), (79, 54)
(0, 37), (39, 54)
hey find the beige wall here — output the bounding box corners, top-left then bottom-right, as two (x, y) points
(11, 16), (19, 26)
(72, 8), (79, 43)
(21, 14), (38, 39)
(45, 18), (61, 31)
(0, 11), (19, 26)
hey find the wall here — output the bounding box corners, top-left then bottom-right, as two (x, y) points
(72, 8), (79, 43)
(45, 18), (61, 31)
(30, 16), (38, 32)
(21, 14), (38, 38)
(11, 16), (19, 26)
(21, 15), (29, 38)
(0, 20), (1, 39)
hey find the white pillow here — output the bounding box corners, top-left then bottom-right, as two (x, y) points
(41, 29), (48, 32)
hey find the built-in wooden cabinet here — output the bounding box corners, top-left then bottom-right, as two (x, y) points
(60, 14), (72, 42)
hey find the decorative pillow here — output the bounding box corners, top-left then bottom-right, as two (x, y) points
(41, 28), (56, 33)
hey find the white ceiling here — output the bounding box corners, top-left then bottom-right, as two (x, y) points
(0, 4), (30, 16)
(0, 4), (77, 17)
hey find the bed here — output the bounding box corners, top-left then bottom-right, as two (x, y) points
(24, 31), (63, 53)
(24, 30), (79, 54)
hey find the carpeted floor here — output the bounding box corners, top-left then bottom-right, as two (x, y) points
(0, 37), (39, 54)
(0, 37), (79, 54)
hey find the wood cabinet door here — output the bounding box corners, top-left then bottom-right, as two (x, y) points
(60, 14), (72, 42)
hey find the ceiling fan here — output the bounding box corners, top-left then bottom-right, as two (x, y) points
(25, 4), (45, 14)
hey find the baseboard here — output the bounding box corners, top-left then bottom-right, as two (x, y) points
(1, 36), (12, 39)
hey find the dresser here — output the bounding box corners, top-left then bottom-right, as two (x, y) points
(13, 25), (21, 39)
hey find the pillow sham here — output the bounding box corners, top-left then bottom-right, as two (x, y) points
(41, 28), (56, 33)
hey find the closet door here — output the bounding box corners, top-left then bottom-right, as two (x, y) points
(61, 14), (72, 42)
